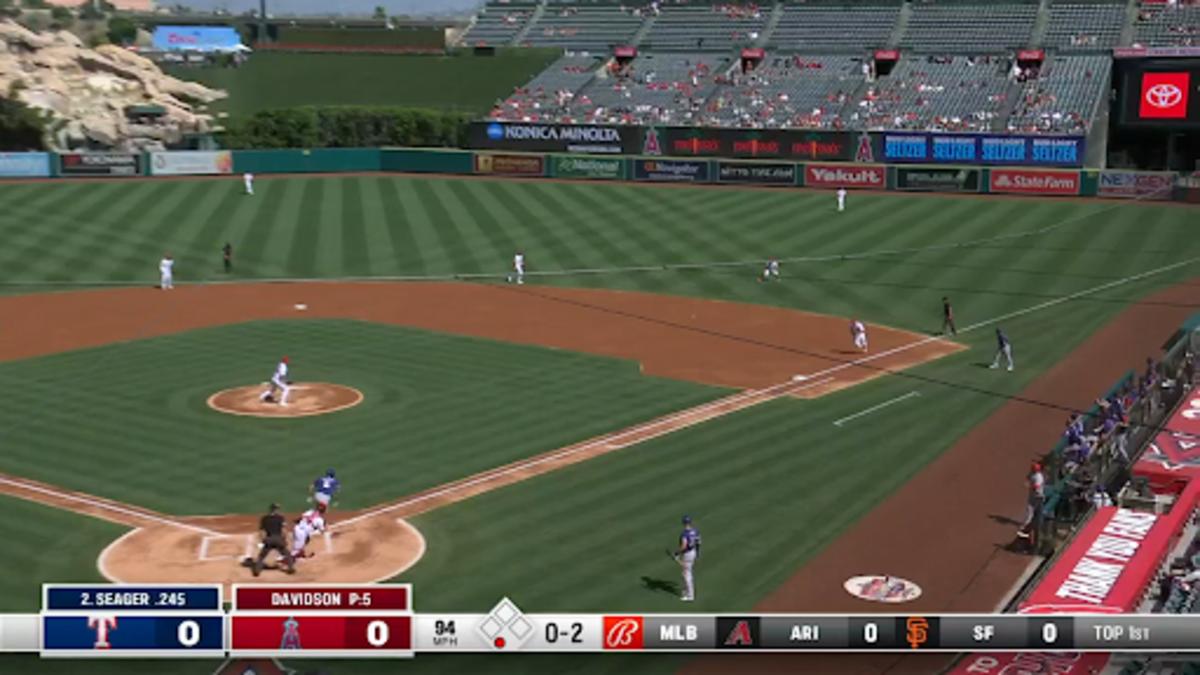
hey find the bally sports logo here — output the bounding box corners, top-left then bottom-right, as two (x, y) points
(603, 616), (643, 649)
(1139, 72), (1190, 120)
(989, 169), (1080, 195)
(805, 164), (885, 189)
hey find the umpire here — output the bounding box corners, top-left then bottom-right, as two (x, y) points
(252, 503), (294, 576)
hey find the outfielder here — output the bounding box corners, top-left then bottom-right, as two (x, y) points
(310, 469), (340, 509)
(851, 319), (868, 352)
(243, 172), (254, 196)
(674, 515), (701, 602)
(290, 503), (327, 562)
(159, 253), (174, 290)
(760, 257), (780, 282)
(990, 328), (1014, 371)
(510, 250), (525, 285)
(259, 356), (292, 406)
(837, 187), (847, 212)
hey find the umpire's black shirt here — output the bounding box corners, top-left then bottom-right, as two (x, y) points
(260, 513), (285, 537)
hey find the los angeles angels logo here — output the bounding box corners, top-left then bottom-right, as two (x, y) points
(643, 127), (663, 156)
(855, 132), (875, 163)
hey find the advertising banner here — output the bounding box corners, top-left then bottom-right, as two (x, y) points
(1018, 503), (1192, 614)
(1097, 171), (1175, 200)
(1139, 71), (1191, 120)
(0, 152), (51, 177)
(632, 159), (709, 182)
(59, 153), (140, 177)
(947, 652), (1110, 675)
(552, 155), (625, 180)
(149, 151), (233, 176)
(660, 128), (855, 161)
(1133, 390), (1200, 492)
(804, 163), (886, 189)
(470, 122), (635, 155)
(879, 133), (1084, 167)
(151, 26), (243, 53)
(988, 168), (1080, 195)
(474, 153), (545, 176)
(895, 167), (980, 192)
(715, 161), (796, 185)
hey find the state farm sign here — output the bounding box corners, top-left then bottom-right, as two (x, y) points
(805, 164), (885, 189)
(989, 168), (1080, 196)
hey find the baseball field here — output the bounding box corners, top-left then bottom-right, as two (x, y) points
(0, 173), (1197, 674)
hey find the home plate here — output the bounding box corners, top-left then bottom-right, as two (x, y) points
(792, 375), (809, 382)
(294, 303), (308, 311)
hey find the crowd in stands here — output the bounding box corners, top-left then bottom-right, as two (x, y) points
(490, 54), (602, 122)
(1134, 1), (1200, 47)
(699, 55), (863, 129)
(1007, 54), (1110, 134)
(844, 54), (1010, 133)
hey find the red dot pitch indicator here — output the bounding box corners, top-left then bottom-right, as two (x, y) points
(494, 637), (506, 649)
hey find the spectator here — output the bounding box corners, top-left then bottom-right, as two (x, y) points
(1018, 461), (1046, 539)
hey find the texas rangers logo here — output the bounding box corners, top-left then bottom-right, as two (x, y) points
(603, 616), (643, 649)
(1145, 83), (1183, 110)
(88, 615), (118, 649)
(280, 616), (302, 650)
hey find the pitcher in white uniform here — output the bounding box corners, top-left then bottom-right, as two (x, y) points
(159, 253), (174, 290)
(260, 356), (292, 406)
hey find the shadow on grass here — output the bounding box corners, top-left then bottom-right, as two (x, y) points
(640, 576), (681, 597)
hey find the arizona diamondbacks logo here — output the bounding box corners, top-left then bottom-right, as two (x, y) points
(855, 132), (875, 163)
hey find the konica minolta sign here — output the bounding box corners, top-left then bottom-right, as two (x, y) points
(471, 122), (638, 155)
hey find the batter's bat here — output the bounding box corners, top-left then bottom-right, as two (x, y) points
(665, 548), (679, 561)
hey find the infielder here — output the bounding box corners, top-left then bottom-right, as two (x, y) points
(851, 319), (868, 352)
(259, 356), (292, 406)
(159, 253), (174, 290)
(509, 250), (525, 285)
(674, 515), (701, 602)
(243, 172), (254, 195)
(990, 328), (1014, 371)
(291, 502), (327, 562)
(310, 469), (340, 510)
(760, 258), (780, 282)
(836, 187), (847, 212)
(942, 296), (957, 336)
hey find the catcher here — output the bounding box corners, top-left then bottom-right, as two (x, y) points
(250, 503), (294, 576)
(259, 356), (292, 406)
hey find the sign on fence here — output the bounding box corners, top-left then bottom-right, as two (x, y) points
(804, 163), (885, 189)
(59, 153), (140, 177)
(0, 152), (51, 177)
(552, 155), (624, 180)
(474, 153), (544, 176)
(471, 122), (633, 155)
(715, 161), (795, 185)
(632, 159), (709, 182)
(880, 133), (1084, 167)
(988, 168), (1080, 195)
(661, 128), (854, 161)
(895, 167), (980, 192)
(149, 151), (233, 176)
(1097, 170), (1175, 200)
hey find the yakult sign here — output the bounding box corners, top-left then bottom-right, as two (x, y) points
(804, 164), (885, 189)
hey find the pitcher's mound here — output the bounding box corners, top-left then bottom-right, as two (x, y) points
(208, 383), (363, 418)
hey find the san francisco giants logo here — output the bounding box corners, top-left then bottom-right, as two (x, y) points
(87, 615), (118, 649)
(603, 617), (643, 649)
(1145, 83), (1183, 110)
(905, 617), (929, 649)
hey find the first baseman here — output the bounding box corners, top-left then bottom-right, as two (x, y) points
(159, 253), (174, 290)
(259, 356), (292, 406)
(674, 515), (701, 602)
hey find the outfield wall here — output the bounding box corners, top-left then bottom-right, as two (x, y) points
(2, 149), (1192, 202)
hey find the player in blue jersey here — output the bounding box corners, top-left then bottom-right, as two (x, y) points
(673, 515), (701, 602)
(310, 469), (340, 509)
(990, 328), (1014, 371)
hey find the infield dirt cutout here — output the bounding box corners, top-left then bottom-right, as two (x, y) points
(207, 382), (363, 418)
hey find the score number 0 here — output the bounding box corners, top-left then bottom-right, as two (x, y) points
(177, 620), (201, 648)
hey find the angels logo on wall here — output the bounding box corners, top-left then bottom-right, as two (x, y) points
(279, 616), (302, 650)
(855, 132), (875, 163)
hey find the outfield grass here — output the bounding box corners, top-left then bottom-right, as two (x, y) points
(164, 51), (560, 115)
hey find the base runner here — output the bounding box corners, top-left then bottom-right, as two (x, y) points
(310, 468), (340, 510)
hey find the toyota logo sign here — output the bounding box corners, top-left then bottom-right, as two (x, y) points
(1145, 83), (1183, 109)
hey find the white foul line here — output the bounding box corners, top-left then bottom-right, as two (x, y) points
(0, 476), (220, 536)
(833, 391), (921, 427)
